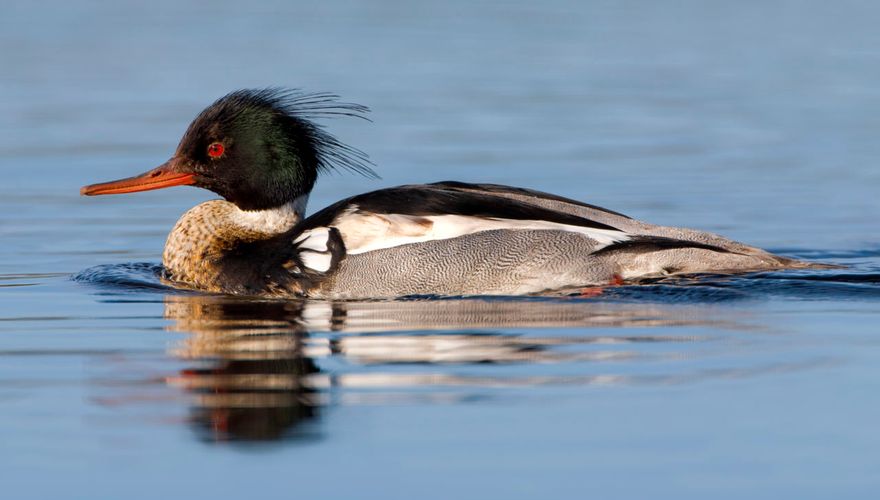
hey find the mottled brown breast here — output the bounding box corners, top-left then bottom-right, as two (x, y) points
(162, 200), (306, 295)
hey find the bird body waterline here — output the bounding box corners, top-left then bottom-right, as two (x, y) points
(81, 88), (829, 299)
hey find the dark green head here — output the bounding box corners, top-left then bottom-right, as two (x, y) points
(81, 88), (376, 210)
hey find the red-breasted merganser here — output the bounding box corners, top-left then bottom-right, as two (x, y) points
(81, 88), (825, 299)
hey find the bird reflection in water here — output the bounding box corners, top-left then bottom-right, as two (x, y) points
(164, 299), (319, 442)
(160, 295), (726, 442)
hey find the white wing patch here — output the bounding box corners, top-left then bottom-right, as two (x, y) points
(300, 252), (333, 273)
(293, 207), (630, 271)
(293, 227), (333, 272)
(331, 207), (629, 255)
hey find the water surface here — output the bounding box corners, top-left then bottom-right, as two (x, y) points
(2, 1), (880, 498)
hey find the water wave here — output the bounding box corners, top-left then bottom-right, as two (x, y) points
(72, 262), (176, 292)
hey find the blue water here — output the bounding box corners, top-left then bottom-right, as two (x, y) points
(2, 1), (880, 498)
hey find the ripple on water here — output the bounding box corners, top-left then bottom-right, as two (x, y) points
(72, 262), (178, 292)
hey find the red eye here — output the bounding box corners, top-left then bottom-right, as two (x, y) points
(207, 142), (225, 158)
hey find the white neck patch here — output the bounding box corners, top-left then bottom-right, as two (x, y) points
(232, 195), (308, 234)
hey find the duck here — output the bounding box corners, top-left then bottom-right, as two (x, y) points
(81, 88), (825, 299)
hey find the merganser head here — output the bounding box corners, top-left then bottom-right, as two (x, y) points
(81, 88), (375, 210)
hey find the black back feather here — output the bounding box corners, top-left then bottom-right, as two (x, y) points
(590, 236), (735, 256)
(296, 183), (626, 233)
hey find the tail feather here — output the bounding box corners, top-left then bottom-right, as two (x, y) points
(592, 235), (841, 276)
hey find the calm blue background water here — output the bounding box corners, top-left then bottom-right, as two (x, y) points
(2, 1), (879, 498)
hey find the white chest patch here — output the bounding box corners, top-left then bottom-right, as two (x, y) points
(231, 195), (308, 234)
